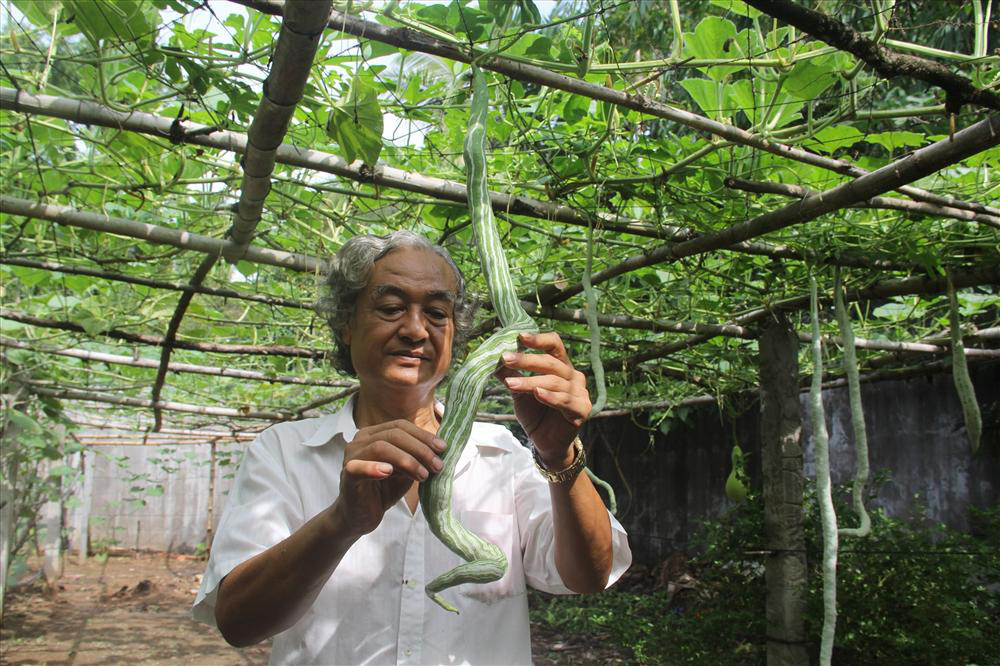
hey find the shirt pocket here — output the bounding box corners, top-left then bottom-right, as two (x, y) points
(457, 510), (525, 603)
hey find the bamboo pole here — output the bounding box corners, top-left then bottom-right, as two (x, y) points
(0, 196), (322, 273)
(228, 0), (333, 261)
(0, 337), (353, 387)
(724, 178), (1000, 229)
(0, 257), (310, 309)
(26, 383), (298, 420)
(0, 310), (329, 359)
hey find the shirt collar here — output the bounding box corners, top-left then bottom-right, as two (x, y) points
(298, 396), (513, 453)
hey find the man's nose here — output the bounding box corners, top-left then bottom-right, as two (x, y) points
(398, 307), (428, 341)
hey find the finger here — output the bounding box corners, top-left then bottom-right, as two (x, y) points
(358, 439), (437, 481)
(501, 350), (573, 379)
(503, 373), (574, 396)
(518, 331), (570, 361)
(373, 429), (445, 473)
(532, 386), (591, 427)
(343, 458), (395, 479)
(362, 419), (447, 454)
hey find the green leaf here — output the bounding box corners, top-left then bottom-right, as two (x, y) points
(48, 464), (75, 477)
(5, 410), (42, 433)
(326, 76), (384, 165)
(784, 56), (838, 100)
(146, 485), (164, 497)
(863, 131), (925, 152)
(708, 0), (763, 18)
(805, 125), (864, 154)
(62, 0), (154, 49)
(13, 0), (60, 28)
(685, 16), (740, 81)
(680, 79), (721, 118)
(236, 260), (257, 277)
(74, 314), (113, 336)
(562, 94), (590, 124)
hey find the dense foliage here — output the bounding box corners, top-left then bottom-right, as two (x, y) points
(531, 480), (1000, 664)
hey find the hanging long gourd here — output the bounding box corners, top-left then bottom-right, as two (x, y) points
(418, 65), (538, 614)
(725, 444), (748, 503)
(810, 276), (839, 666)
(834, 269), (870, 538)
(948, 278), (982, 453)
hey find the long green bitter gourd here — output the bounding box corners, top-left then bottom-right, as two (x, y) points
(810, 276), (838, 666)
(418, 65), (538, 614)
(948, 278), (982, 453)
(834, 268), (870, 538)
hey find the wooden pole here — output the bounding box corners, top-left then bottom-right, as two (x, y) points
(759, 314), (808, 665)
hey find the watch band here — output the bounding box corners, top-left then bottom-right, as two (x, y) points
(532, 436), (586, 484)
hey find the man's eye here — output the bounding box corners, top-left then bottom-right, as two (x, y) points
(377, 305), (403, 316)
(427, 309), (450, 321)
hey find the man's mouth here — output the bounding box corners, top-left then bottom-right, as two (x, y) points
(392, 351), (429, 361)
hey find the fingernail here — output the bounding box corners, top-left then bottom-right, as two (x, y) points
(431, 457), (444, 472)
(434, 437), (447, 452)
(502, 352), (515, 364)
(505, 377), (520, 388)
(377, 463), (393, 475)
(418, 467), (429, 480)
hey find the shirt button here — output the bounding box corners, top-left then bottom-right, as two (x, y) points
(405, 649), (412, 656)
(407, 580), (416, 588)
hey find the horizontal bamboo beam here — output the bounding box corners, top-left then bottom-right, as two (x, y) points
(724, 178), (1000, 229)
(0, 337), (353, 387)
(0, 309), (330, 359)
(234, 0), (1000, 217)
(0, 257), (310, 309)
(0, 195), (322, 273)
(27, 382), (298, 420)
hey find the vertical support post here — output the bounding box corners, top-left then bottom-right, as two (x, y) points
(76, 448), (93, 564)
(40, 425), (65, 586)
(205, 440), (217, 551)
(0, 422), (20, 616)
(759, 314), (808, 665)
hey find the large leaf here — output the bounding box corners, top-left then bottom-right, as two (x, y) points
(784, 55), (839, 100)
(62, 0), (154, 50)
(326, 76), (385, 166)
(684, 16), (740, 81)
(680, 79), (722, 119)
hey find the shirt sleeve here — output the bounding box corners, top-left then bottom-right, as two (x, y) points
(191, 427), (305, 625)
(512, 435), (632, 595)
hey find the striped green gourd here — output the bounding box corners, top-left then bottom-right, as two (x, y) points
(418, 64), (538, 614)
(948, 278), (981, 453)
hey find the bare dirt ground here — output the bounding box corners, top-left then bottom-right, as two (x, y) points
(1, 552), (628, 665)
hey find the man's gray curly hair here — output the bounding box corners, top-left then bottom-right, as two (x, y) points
(316, 231), (476, 376)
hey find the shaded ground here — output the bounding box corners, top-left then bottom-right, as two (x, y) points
(1, 552), (628, 665)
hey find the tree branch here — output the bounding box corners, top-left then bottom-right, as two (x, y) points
(744, 0), (1000, 112)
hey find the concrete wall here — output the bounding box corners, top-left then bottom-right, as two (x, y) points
(64, 364), (997, 560)
(585, 363), (999, 565)
(65, 442), (244, 554)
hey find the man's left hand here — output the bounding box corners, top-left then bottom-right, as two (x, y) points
(496, 331), (591, 469)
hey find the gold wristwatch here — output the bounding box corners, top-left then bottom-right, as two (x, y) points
(532, 436), (586, 484)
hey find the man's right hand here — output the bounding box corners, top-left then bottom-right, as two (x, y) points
(335, 419), (446, 536)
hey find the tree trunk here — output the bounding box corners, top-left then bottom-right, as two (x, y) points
(759, 314), (808, 665)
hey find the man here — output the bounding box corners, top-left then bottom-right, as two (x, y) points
(192, 231), (631, 664)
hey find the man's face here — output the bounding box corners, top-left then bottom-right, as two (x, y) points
(343, 246), (458, 394)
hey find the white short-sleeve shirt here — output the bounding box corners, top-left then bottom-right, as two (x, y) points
(192, 398), (632, 665)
